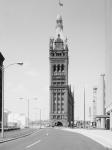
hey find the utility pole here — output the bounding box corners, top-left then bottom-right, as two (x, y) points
(27, 98), (29, 128)
(84, 88), (85, 128)
(40, 109), (41, 129)
(93, 87), (97, 127)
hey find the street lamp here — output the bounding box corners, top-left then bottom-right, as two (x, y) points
(1, 62), (23, 138)
(33, 98), (42, 129)
(84, 87), (85, 128)
(19, 98), (29, 128)
(34, 108), (41, 129)
(19, 97), (38, 128)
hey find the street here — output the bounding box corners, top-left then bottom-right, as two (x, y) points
(0, 128), (107, 150)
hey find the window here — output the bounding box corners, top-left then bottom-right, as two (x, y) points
(53, 115), (56, 119)
(57, 116), (60, 119)
(51, 53), (54, 56)
(62, 92), (64, 96)
(61, 103), (64, 109)
(61, 82), (64, 85)
(53, 65), (56, 72)
(63, 53), (65, 56)
(54, 99), (56, 103)
(57, 103), (60, 108)
(57, 97), (60, 101)
(53, 103), (56, 111)
(57, 64), (60, 72)
(57, 82), (60, 86)
(61, 64), (64, 72)
(62, 115), (64, 118)
(61, 100), (64, 104)
(53, 82), (56, 86)
(56, 53), (60, 56)
(57, 92), (60, 96)
(61, 110), (64, 114)
(57, 99), (60, 103)
(61, 97), (64, 100)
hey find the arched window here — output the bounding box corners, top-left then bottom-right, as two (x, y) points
(53, 65), (56, 72)
(61, 64), (64, 72)
(57, 64), (60, 72)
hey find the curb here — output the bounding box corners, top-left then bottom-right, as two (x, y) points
(0, 129), (39, 144)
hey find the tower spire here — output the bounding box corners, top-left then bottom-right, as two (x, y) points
(56, 0), (64, 39)
(59, 0), (63, 7)
(58, 0), (63, 15)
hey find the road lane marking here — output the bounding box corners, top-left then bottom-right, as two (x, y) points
(26, 140), (41, 149)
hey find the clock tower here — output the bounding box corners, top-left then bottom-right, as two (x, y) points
(49, 14), (74, 127)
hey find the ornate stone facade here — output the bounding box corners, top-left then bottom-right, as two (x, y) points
(49, 15), (74, 127)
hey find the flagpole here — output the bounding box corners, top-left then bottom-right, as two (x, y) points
(84, 88), (85, 128)
(58, 0), (63, 16)
(59, 0), (63, 7)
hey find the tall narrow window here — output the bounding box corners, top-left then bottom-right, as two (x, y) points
(61, 64), (64, 72)
(53, 65), (56, 72)
(57, 64), (60, 72)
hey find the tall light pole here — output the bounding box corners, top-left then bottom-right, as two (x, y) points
(34, 108), (41, 129)
(27, 98), (29, 128)
(19, 98), (30, 128)
(101, 74), (105, 115)
(39, 109), (41, 129)
(1, 62), (23, 138)
(19, 97), (38, 128)
(33, 98), (42, 129)
(84, 87), (85, 128)
(93, 87), (97, 126)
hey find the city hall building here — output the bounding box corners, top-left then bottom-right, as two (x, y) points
(49, 14), (74, 127)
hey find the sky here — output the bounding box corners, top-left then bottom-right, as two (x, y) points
(0, 0), (106, 121)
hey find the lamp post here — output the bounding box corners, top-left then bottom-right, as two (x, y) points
(33, 98), (42, 129)
(1, 62), (23, 138)
(84, 87), (85, 128)
(19, 97), (38, 128)
(27, 98), (29, 128)
(19, 98), (29, 128)
(34, 108), (41, 129)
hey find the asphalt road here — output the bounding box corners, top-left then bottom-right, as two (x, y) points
(0, 128), (107, 150)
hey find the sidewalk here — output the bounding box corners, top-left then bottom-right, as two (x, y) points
(0, 128), (39, 143)
(61, 128), (112, 149)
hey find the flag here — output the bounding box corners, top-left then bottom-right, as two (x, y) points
(59, 0), (63, 7)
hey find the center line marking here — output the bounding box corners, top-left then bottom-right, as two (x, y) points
(26, 140), (41, 149)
